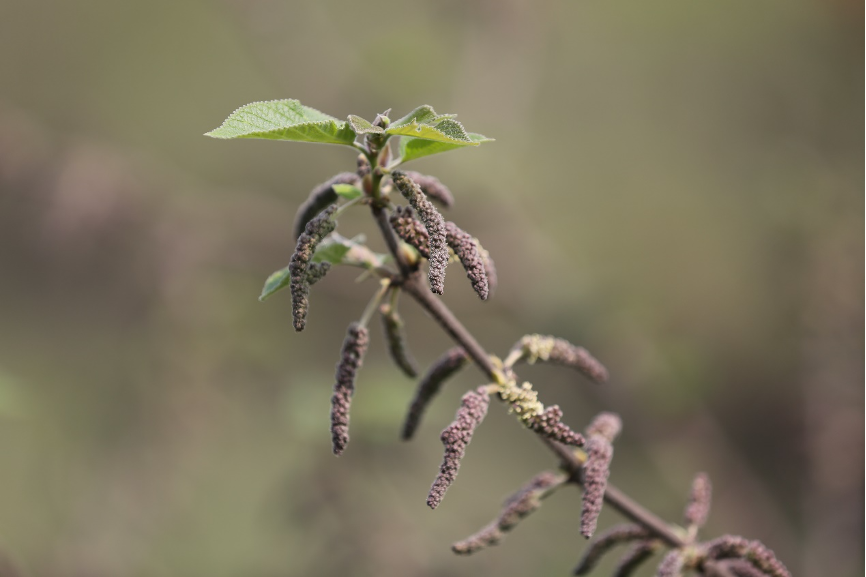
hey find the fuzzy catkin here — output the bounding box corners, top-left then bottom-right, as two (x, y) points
(392, 171), (448, 294)
(329, 323), (369, 456)
(402, 171), (455, 208)
(721, 559), (775, 577)
(684, 472), (712, 530)
(573, 524), (652, 575)
(452, 471), (566, 555)
(580, 412), (622, 538)
(613, 541), (658, 577)
(477, 240), (497, 296)
(508, 335), (608, 383)
(292, 173), (357, 240)
(701, 536), (791, 577)
(528, 406), (585, 446)
(656, 549), (686, 577)
(306, 262), (331, 286)
(427, 386), (489, 509)
(401, 347), (469, 440)
(289, 205), (337, 331)
(445, 221), (489, 300)
(380, 304), (418, 378)
(389, 206), (430, 258)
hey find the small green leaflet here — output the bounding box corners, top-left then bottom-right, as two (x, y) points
(205, 99), (356, 146)
(259, 267), (291, 301)
(311, 239), (353, 264)
(385, 105), (476, 145)
(347, 115), (383, 135)
(331, 183), (364, 200)
(397, 132), (493, 164)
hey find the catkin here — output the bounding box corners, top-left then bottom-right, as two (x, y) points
(701, 536), (791, 577)
(477, 240), (497, 297)
(292, 173), (357, 240)
(389, 206), (430, 258)
(613, 541), (658, 577)
(289, 205), (337, 331)
(684, 472), (712, 530)
(306, 262), (331, 286)
(427, 387), (489, 509)
(508, 335), (609, 383)
(580, 412), (622, 538)
(392, 171), (448, 294)
(402, 171), (454, 208)
(573, 524), (652, 575)
(656, 549), (685, 577)
(452, 471), (566, 555)
(401, 347), (469, 440)
(329, 323), (370, 456)
(445, 221), (489, 300)
(528, 406), (585, 446)
(380, 303), (418, 378)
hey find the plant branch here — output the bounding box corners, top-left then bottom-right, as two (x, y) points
(377, 205), (685, 550)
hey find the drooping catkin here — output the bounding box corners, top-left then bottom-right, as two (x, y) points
(476, 240), (497, 296)
(580, 412), (622, 538)
(445, 221), (489, 300)
(613, 541), (659, 577)
(329, 323), (369, 456)
(656, 549), (686, 577)
(401, 347), (469, 440)
(701, 536), (791, 577)
(722, 559), (776, 577)
(684, 472), (712, 530)
(427, 386), (489, 509)
(402, 171), (455, 208)
(391, 171), (448, 294)
(528, 406), (585, 446)
(573, 524), (652, 575)
(289, 205), (337, 331)
(389, 206), (430, 258)
(292, 173), (357, 240)
(507, 335), (609, 383)
(380, 303), (418, 378)
(452, 471), (567, 555)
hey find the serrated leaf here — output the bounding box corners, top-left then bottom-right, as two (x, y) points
(331, 183), (364, 200)
(259, 266), (291, 301)
(397, 132), (493, 164)
(347, 115), (384, 135)
(386, 105), (475, 145)
(205, 99), (357, 146)
(389, 105), (442, 129)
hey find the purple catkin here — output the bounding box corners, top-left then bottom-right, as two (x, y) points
(289, 205), (337, 332)
(508, 335), (609, 384)
(402, 171), (455, 208)
(445, 221), (489, 300)
(401, 347), (469, 440)
(656, 549), (686, 577)
(329, 323), (370, 456)
(580, 412), (622, 538)
(529, 406), (585, 446)
(721, 559), (775, 577)
(477, 240), (497, 296)
(380, 304), (418, 378)
(389, 206), (430, 258)
(702, 536), (791, 577)
(292, 173), (357, 240)
(392, 171), (448, 294)
(426, 386), (489, 509)
(684, 472), (712, 530)
(573, 524), (652, 575)
(452, 471), (566, 555)
(613, 541), (659, 577)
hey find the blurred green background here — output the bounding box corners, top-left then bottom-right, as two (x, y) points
(0, 0), (862, 576)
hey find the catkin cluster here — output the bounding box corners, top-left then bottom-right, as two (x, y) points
(392, 171), (448, 294)
(293, 173), (358, 240)
(389, 206), (430, 259)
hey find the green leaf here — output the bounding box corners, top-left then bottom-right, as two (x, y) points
(312, 239), (352, 264)
(312, 233), (387, 269)
(259, 266), (291, 301)
(397, 132), (493, 164)
(385, 105), (475, 145)
(347, 115), (383, 135)
(205, 99), (357, 146)
(331, 183), (364, 200)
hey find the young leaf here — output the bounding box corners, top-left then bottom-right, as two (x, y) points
(259, 266), (291, 301)
(312, 238), (353, 264)
(398, 133), (493, 164)
(331, 183), (364, 200)
(385, 105), (475, 145)
(205, 99), (357, 146)
(347, 115), (384, 135)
